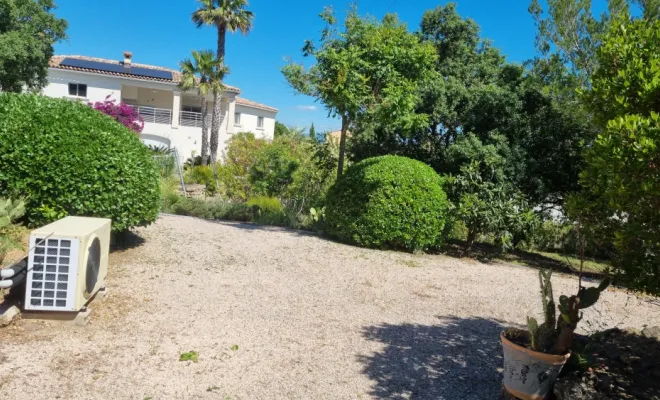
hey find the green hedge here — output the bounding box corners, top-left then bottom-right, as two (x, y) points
(0, 93), (160, 231)
(325, 155), (449, 251)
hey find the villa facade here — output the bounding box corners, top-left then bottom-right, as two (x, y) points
(43, 53), (278, 161)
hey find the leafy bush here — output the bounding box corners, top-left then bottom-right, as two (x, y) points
(247, 196), (286, 225)
(0, 198), (26, 265)
(446, 161), (538, 253)
(325, 155), (449, 251)
(217, 132), (266, 201)
(0, 93), (160, 231)
(249, 139), (301, 197)
(185, 165), (214, 185)
(90, 96), (144, 133)
(577, 18), (660, 294)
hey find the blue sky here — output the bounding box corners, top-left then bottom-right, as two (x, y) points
(53, 0), (548, 132)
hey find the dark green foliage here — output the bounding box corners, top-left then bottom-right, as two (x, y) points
(309, 123), (317, 142)
(249, 139), (301, 197)
(0, 93), (160, 232)
(0, 0), (67, 92)
(274, 121), (290, 137)
(574, 18), (660, 295)
(349, 3), (594, 208)
(325, 156), (449, 252)
(446, 159), (538, 253)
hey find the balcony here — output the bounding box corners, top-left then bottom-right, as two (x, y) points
(128, 105), (172, 125)
(126, 105), (212, 129)
(180, 111), (211, 128)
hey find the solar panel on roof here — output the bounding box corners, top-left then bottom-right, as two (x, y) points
(59, 57), (173, 81)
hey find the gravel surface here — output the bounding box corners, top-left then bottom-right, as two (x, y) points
(1, 215), (658, 400)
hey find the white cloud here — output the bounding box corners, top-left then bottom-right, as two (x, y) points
(296, 105), (318, 111)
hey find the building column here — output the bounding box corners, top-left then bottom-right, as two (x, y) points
(172, 91), (181, 128)
(226, 95), (237, 134)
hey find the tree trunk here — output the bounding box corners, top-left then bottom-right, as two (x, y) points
(208, 23), (227, 165)
(210, 90), (221, 162)
(217, 24), (227, 61)
(464, 229), (477, 256)
(200, 95), (209, 166)
(337, 115), (349, 179)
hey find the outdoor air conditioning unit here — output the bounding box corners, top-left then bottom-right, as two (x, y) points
(25, 216), (111, 312)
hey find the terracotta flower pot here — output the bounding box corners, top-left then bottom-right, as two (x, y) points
(500, 331), (571, 400)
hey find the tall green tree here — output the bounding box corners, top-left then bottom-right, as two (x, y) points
(309, 123), (316, 142)
(192, 0), (253, 160)
(178, 50), (225, 165)
(0, 0), (67, 92)
(528, 0), (660, 86)
(576, 18), (660, 294)
(282, 7), (437, 178)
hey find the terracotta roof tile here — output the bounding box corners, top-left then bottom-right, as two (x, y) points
(235, 97), (279, 113)
(49, 55), (241, 92)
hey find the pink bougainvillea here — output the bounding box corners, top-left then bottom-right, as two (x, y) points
(89, 95), (144, 133)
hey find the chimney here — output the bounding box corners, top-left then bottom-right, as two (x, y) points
(123, 51), (133, 67)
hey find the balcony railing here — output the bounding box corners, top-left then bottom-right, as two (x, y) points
(180, 111), (211, 128)
(126, 105), (220, 128)
(127, 105), (172, 125)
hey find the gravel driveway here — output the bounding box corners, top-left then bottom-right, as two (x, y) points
(1, 215), (658, 399)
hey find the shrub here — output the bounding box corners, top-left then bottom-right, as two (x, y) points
(325, 155), (449, 251)
(247, 196), (286, 225)
(217, 132), (266, 201)
(249, 138), (301, 197)
(0, 93), (160, 232)
(185, 165), (214, 185)
(171, 197), (212, 219)
(90, 96), (144, 133)
(446, 161), (538, 253)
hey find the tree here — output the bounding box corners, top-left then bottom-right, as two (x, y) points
(0, 0), (67, 92)
(347, 3), (595, 207)
(528, 0), (660, 86)
(274, 121), (290, 137)
(576, 18), (660, 294)
(178, 50), (225, 165)
(309, 123), (316, 142)
(192, 0), (254, 160)
(447, 161), (537, 254)
(282, 7), (437, 178)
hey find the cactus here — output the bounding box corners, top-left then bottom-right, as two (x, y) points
(526, 269), (611, 354)
(528, 269), (560, 352)
(0, 198), (26, 230)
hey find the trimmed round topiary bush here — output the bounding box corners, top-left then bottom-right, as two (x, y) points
(325, 155), (449, 251)
(0, 93), (160, 232)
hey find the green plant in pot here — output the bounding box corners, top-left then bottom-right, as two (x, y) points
(501, 268), (611, 399)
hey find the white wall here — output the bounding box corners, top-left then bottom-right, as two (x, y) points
(134, 87), (173, 109)
(43, 69), (121, 104)
(43, 69), (278, 163)
(233, 104), (276, 140)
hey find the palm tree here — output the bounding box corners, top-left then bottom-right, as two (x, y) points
(178, 50), (219, 165)
(192, 0), (254, 158)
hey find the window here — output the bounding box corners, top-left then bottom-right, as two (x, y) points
(234, 112), (241, 126)
(68, 83), (87, 98)
(182, 105), (202, 114)
(257, 116), (264, 129)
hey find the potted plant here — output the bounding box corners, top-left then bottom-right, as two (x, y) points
(501, 268), (611, 399)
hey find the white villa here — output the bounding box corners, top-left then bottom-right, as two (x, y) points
(43, 53), (278, 161)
